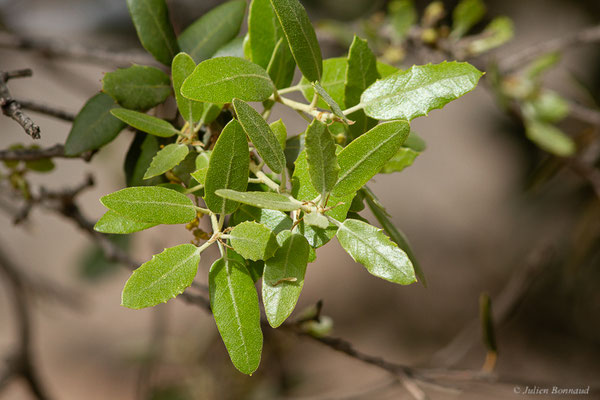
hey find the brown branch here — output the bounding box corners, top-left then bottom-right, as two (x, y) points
(500, 25), (600, 73)
(0, 31), (157, 67)
(1, 69), (41, 139)
(0, 242), (53, 400)
(16, 98), (76, 122)
(0, 144), (92, 162)
(568, 102), (600, 127)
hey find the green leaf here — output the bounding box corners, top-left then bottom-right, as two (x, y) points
(249, 0), (283, 68)
(336, 219), (416, 285)
(266, 37), (296, 89)
(122, 244), (200, 308)
(263, 232), (309, 327)
(102, 65), (171, 111)
(126, 0), (179, 65)
(312, 82), (350, 124)
(377, 61), (399, 79)
(269, 0), (322, 82)
(172, 52), (205, 124)
(270, 119), (287, 149)
(204, 120), (249, 214)
(304, 119), (339, 196)
(303, 211), (329, 229)
(360, 61), (483, 121)
(64, 93), (126, 156)
(527, 90), (570, 123)
(209, 253), (263, 375)
(380, 147), (420, 174)
(525, 52), (560, 80)
(467, 16), (514, 55)
(181, 57), (273, 103)
(100, 186), (196, 224)
(332, 121), (410, 197)
(94, 210), (158, 234)
(216, 190), (303, 211)
(291, 148), (353, 248)
(178, 0), (246, 63)
(229, 221), (278, 261)
(111, 109), (178, 138)
(231, 204), (293, 234)
(364, 191), (425, 286)
(191, 151), (211, 185)
(451, 0), (486, 39)
(388, 0), (417, 41)
(144, 143), (189, 179)
(213, 36), (246, 59)
(524, 119), (575, 157)
(479, 293), (497, 352)
(124, 133), (166, 187)
(232, 99), (285, 173)
(300, 57), (346, 109)
(345, 36), (380, 108)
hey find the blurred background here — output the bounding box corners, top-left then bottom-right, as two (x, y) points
(1, 0), (599, 399)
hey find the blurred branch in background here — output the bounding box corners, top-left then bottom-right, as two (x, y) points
(0, 69), (40, 139)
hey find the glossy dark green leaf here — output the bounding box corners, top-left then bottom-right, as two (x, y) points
(181, 57), (274, 103)
(144, 143), (189, 179)
(100, 186), (196, 224)
(111, 109), (178, 138)
(249, 0), (282, 68)
(263, 232), (309, 327)
(94, 210), (158, 234)
(332, 121), (410, 197)
(102, 65), (171, 111)
(209, 253), (262, 375)
(126, 0), (179, 65)
(451, 0), (486, 39)
(233, 99), (285, 173)
(269, 0), (322, 82)
(336, 219), (416, 285)
(360, 61), (483, 121)
(266, 37), (296, 89)
(304, 119), (338, 196)
(122, 244), (200, 308)
(178, 0), (246, 63)
(364, 191), (425, 286)
(204, 120), (249, 214)
(216, 190), (302, 211)
(229, 221), (278, 261)
(172, 52), (205, 124)
(300, 57), (346, 109)
(64, 93), (126, 156)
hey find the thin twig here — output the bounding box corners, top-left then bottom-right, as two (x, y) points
(0, 31), (157, 67)
(1, 69), (41, 139)
(16, 98), (76, 122)
(0, 144), (92, 162)
(0, 242), (53, 400)
(500, 25), (600, 73)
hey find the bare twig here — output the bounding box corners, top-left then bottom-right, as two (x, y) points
(0, 242), (53, 400)
(0, 31), (157, 67)
(0, 144), (92, 162)
(16, 98), (76, 122)
(500, 25), (600, 73)
(568, 102), (600, 127)
(1, 69), (41, 139)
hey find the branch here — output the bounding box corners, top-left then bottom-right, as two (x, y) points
(16, 98), (76, 122)
(0, 69), (41, 139)
(500, 25), (600, 73)
(0, 242), (53, 400)
(0, 31), (157, 67)
(0, 144), (92, 162)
